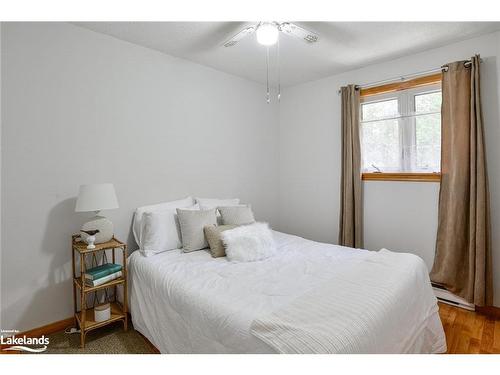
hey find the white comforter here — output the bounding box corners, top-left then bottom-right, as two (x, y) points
(251, 249), (445, 353)
(128, 231), (446, 353)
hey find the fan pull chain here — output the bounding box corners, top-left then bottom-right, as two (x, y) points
(277, 36), (281, 102)
(266, 46), (270, 104)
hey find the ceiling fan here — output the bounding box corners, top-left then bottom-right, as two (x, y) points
(223, 22), (320, 103)
(223, 22), (319, 48)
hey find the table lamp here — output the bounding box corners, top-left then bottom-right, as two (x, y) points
(75, 183), (119, 244)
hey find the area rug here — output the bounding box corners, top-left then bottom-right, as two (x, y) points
(40, 322), (157, 354)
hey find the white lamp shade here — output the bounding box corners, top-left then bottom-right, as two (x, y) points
(75, 183), (119, 212)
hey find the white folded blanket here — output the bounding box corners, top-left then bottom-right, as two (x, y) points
(250, 249), (446, 354)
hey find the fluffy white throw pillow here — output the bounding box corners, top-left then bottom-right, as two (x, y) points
(221, 222), (276, 262)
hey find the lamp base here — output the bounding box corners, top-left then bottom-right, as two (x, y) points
(85, 236), (96, 249)
(81, 215), (113, 244)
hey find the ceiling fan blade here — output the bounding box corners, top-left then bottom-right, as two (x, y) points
(222, 26), (256, 47)
(279, 22), (319, 44)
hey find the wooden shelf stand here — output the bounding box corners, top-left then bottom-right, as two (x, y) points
(72, 234), (128, 348)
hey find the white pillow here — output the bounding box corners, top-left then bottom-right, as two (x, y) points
(140, 209), (181, 256)
(133, 196), (194, 246)
(221, 222), (276, 262)
(195, 197), (240, 210)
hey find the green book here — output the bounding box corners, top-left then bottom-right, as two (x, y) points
(85, 271), (122, 287)
(84, 263), (122, 280)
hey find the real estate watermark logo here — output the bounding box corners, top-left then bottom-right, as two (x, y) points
(1, 329), (49, 353)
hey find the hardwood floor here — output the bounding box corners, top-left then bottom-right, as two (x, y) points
(438, 302), (500, 353)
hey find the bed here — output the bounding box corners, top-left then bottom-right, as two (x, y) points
(128, 230), (446, 354)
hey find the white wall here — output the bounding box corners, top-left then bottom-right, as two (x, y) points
(0, 23), (3, 329)
(3, 23), (500, 334)
(278, 31), (500, 306)
(0, 23), (279, 332)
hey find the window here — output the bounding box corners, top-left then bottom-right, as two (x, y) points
(360, 75), (442, 182)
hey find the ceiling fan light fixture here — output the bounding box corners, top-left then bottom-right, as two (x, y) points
(256, 23), (279, 46)
(222, 21), (319, 103)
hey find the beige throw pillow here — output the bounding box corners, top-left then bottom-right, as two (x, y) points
(204, 224), (238, 257)
(177, 208), (217, 252)
(218, 205), (255, 225)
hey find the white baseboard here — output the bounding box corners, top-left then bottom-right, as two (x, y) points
(433, 285), (475, 311)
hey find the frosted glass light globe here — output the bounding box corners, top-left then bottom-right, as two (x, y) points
(256, 23), (279, 46)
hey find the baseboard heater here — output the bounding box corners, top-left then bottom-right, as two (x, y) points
(432, 283), (475, 311)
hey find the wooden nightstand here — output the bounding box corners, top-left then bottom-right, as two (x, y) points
(71, 234), (128, 348)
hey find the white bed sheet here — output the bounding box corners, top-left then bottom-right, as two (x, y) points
(128, 231), (445, 353)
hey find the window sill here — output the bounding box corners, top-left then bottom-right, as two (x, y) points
(362, 172), (441, 182)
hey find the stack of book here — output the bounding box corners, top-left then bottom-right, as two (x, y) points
(85, 263), (122, 287)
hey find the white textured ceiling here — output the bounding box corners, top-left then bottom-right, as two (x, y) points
(74, 22), (500, 86)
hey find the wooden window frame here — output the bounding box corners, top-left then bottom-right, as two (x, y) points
(362, 172), (440, 182)
(360, 73), (441, 97)
(360, 73), (442, 183)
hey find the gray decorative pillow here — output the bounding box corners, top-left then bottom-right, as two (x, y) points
(218, 205), (255, 225)
(176, 208), (217, 252)
(203, 224), (238, 258)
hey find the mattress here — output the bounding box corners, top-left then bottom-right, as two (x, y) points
(128, 230), (446, 353)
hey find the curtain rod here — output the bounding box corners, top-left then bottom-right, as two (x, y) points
(337, 58), (482, 94)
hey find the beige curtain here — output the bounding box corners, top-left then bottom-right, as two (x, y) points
(430, 55), (493, 306)
(338, 85), (363, 248)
